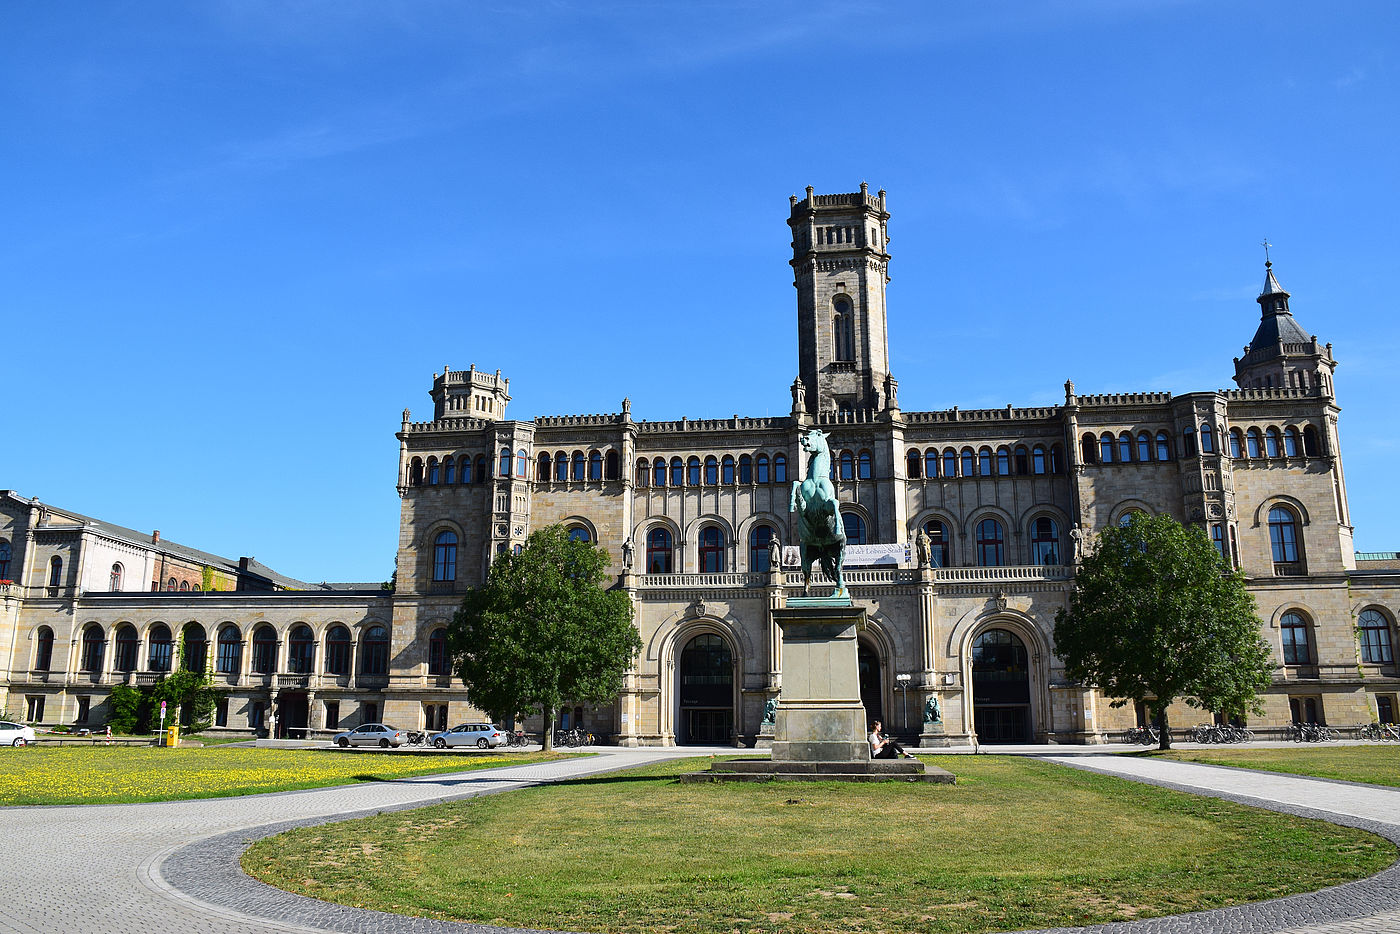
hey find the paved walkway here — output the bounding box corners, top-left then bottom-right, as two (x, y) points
(3, 747), (1400, 933)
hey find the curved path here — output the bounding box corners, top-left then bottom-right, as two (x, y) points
(2, 747), (1400, 934)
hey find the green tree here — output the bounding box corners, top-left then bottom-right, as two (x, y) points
(1053, 513), (1272, 749)
(448, 525), (641, 752)
(106, 683), (143, 734)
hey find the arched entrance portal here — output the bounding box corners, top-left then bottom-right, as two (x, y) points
(276, 692), (309, 740)
(857, 644), (882, 725)
(971, 629), (1031, 743)
(678, 633), (733, 744)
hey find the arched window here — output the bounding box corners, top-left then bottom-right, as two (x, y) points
(409, 457), (424, 486)
(924, 449), (938, 479)
(1183, 427), (1198, 456)
(80, 625), (104, 672)
(996, 447), (1011, 475)
(1229, 429), (1244, 458)
(539, 453), (553, 481)
(1099, 433), (1114, 464)
(0, 540), (10, 579)
(634, 459), (649, 486)
(1246, 428), (1263, 458)
(1303, 425), (1322, 456)
(428, 628), (450, 676)
(978, 447), (993, 476)
(976, 518), (1004, 567)
(516, 449), (528, 478)
(324, 625), (351, 676)
(572, 451), (586, 481)
(1199, 423), (1215, 454)
(704, 456), (719, 485)
(457, 455), (470, 483)
(774, 453), (787, 483)
(1269, 506), (1301, 571)
(568, 526), (591, 543)
(1031, 517), (1061, 565)
(361, 625), (389, 675)
(1118, 433), (1132, 462)
(1081, 433), (1097, 464)
(858, 450), (872, 480)
(1155, 432), (1171, 461)
(114, 624), (138, 672)
(756, 454), (770, 484)
(1284, 427), (1301, 457)
(148, 624), (173, 672)
(943, 448), (958, 477)
(687, 456), (701, 486)
(34, 626), (54, 672)
(1265, 428), (1282, 458)
(498, 448), (512, 477)
(443, 456), (456, 484)
(1014, 446), (1029, 475)
(1032, 445), (1047, 475)
(698, 527), (726, 572)
(166, 577), (177, 592)
(1359, 609), (1394, 664)
(288, 624), (314, 674)
(427, 457), (440, 485)
(433, 531), (458, 582)
(833, 297), (854, 361)
(738, 454), (752, 484)
(838, 450), (854, 481)
(670, 457), (684, 487)
(180, 581), (190, 592)
(216, 625), (242, 674)
(1280, 612), (1312, 665)
(750, 525), (776, 572)
(722, 455), (735, 484)
(907, 450), (922, 479)
(1050, 445), (1063, 474)
(474, 455), (487, 482)
(605, 450), (619, 480)
(555, 452), (568, 482)
(653, 457), (666, 487)
(923, 519), (949, 567)
(48, 556), (64, 591)
(646, 527), (673, 574)
(842, 512), (867, 545)
(589, 450), (603, 481)
(961, 448), (975, 477)
(252, 625), (278, 674)
(109, 563), (123, 591)
(182, 623), (207, 672)
(1137, 432), (1152, 462)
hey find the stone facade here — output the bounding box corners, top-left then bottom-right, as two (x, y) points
(3, 186), (1398, 745)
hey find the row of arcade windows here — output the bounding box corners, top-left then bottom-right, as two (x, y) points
(1082, 431), (1176, 464)
(1229, 425), (1323, 459)
(907, 444), (1065, 479)
(635, 453), (790, 487)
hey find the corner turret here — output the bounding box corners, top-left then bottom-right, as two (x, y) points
(1232, 257), (1336, 396)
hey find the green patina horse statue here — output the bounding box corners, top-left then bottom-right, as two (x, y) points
(789, 427), (848, 598)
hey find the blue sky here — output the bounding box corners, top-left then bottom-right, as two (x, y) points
(4, 1), (1397, 582)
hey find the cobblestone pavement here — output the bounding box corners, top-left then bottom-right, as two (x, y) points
(4, 747), (1400, 933)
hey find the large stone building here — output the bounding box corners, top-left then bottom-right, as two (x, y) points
(4, 185), (1399, 745)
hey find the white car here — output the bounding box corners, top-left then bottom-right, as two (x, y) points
(431, 723), (505, 749)
(331, 723), (406, 748)
(0, 721), (36, 747)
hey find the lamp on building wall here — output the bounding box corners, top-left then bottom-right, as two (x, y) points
(895, 673), (912, 730)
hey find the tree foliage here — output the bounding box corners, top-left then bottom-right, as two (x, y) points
(104, 658), (219, 735)
(448, 525), (640, 751)
(1053, 513), (1272, 749)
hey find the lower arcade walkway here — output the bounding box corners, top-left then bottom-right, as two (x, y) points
(2, 745), (1400, 934)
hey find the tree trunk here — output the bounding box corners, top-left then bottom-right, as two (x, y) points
(541, 703), (554, 753)
(1156, 706), (1172, 750)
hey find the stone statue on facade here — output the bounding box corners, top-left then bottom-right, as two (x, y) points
(621, 537), (634, 570)
(915, 529), (931, 568)
(767, 534), (782, 570)
(1070, 523), (1085, 563)
(789, 428), (848, 598)
(762, 693), (780, 726)
(923, 694), (942, 725)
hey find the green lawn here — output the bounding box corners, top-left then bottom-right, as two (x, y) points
(1157, 745), (1400, 787)
(242, 755), (1394, 934)
(0, 746), (571, 805)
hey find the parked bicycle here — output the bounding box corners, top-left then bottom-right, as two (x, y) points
(552, 727), (596, 748)
(1123, 725), (1160, 746)
(404, 730), (430, 747)
(1357, 722), (1400, 741)
(506, 730), (530, 747)
(1291, 722), (1335, 742)
(1187, 723), (1253, 744)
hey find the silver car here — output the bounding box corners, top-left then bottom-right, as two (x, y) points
(0, 720), (36, 747)
(431, 723), (505, 749)
(332, 723), (405, 748)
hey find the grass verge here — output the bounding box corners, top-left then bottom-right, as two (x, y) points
(242, 755), (1393, 934)
(1157, 745), (1400, 787)
(0, 747), (572, 805)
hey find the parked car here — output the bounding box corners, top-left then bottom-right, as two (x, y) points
(331, 723), (406, 748)
(0, 721), (36, 747)
(431, 723), (505, 749)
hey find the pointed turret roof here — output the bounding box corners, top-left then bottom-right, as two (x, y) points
(1259, 262), (1289, 299)
(1247, 261), (1310, 351)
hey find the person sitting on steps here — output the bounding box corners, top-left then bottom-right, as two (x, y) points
(869, 720), (915, 759)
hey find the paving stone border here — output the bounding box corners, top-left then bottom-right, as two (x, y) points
(156, 754), (1400, 934)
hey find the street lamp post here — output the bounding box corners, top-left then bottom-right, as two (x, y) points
(895, 673), (912, 733)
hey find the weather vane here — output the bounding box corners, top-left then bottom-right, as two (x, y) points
(1261, 238), (1272, 266)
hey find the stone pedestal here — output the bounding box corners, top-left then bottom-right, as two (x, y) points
(770, 604), (868, 763)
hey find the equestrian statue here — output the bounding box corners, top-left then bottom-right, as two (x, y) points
(789, 427), (848, 599)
